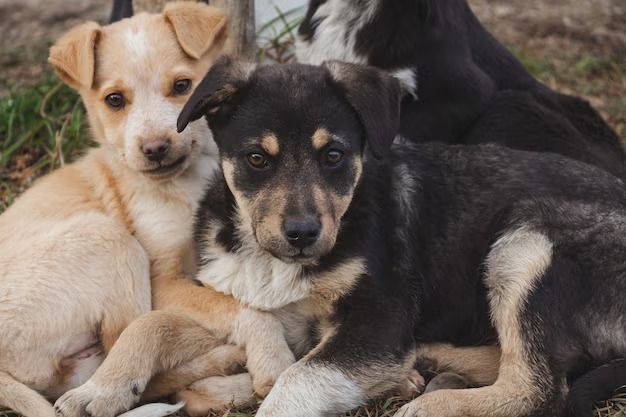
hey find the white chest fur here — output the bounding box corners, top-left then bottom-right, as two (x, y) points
(122, 152), (219, 274)
(198, 241), (311, 310)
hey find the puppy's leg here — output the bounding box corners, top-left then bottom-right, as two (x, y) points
(142, 344), (246, 401)
(151, 276), (239, 337)
(54, 310), (224, 417)
(395, 227), (565, 417)
(0, 371), (56, 417)
(415, 343), (501, 386)
(152, 277), (295, 396)
(255, 296), (419, 417)
(175, 373), (259, 417)
(231, 307), (295, 397)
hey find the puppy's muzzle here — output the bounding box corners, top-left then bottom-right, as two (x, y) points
(282, 219), (321, 250)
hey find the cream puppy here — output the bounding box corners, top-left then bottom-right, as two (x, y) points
(0, 4), (252, 417)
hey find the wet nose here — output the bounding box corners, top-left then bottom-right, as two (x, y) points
(141, 138), (170, 162)
(282, 219), (321, 250)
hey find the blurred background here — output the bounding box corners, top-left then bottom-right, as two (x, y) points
(1, 0), (624, 213)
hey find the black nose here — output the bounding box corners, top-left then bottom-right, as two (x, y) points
(141, 138), (171, 162)
(282, 219), (321, 249)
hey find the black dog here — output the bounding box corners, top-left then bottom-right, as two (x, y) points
(178, 57), (626, 417)
(297, 0), (625, 178)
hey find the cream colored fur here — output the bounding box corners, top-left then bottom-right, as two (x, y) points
(0, 4), (243, 417)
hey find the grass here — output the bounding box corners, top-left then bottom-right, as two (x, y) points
(1, 4), (626, 417)
(0, 72), (91, 212)
(510, 46), (626, 144)
(256, 5), (305, 63)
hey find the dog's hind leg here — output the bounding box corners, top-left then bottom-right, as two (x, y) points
(395, 227), (566, 417)
(0, 371), (56, 417)
(54, 310), (226, 417)
(415, 343), (501, 387)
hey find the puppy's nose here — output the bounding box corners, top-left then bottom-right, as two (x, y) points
(141, 138), (171, 162)
(282, 219), (321, 249)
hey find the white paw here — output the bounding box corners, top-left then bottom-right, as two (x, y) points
(54, 380), (142, 417)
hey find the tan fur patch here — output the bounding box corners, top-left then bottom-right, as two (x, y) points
(311, 257), (366, 314)
(312, 128), (330, 150)
(415, 343), (501, 387)
(261, 133), (280, 157)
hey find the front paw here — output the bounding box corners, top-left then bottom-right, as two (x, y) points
(423, 372), (469, 393)
(394, 400), (426, 417)
(393, 391), (456, 417)
(54, 380), (142, 417)
(250, 348), (295, 397)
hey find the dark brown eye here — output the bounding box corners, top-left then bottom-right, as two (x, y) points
(104, 93), (125, 110)
(247, 153), (268, 169)
(324, 149), (344, 167)
(172, 79), (191, 95)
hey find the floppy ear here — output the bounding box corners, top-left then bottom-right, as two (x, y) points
(323, 61), (403, 159)
(48, 21), (100, 90)
(177, 55), (256, 132)
(164, 2), (226, 59)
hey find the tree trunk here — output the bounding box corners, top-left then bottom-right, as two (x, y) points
(210, 0), (257, 59)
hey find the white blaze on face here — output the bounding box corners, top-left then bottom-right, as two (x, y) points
(112, 25), (214, 170)
(125, 28), (149, 64)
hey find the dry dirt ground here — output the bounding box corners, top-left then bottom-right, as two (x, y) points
(0, 0), (110, 95)
(471, 0), (626, 140)
(0, 0), (625, 417)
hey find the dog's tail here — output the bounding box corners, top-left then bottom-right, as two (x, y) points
(0, 371), (57, 417)
(565, 358), (626, 417)
(118, 401), (184, 417)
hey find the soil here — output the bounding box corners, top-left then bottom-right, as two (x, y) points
(1, 0), (624, 80)
(0, 0), (110, 96)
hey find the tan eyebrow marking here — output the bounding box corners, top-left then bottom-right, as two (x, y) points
(261, 132), (280, 156)
(312, 128), (330, 150)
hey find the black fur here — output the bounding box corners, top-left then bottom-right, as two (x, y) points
(181, 61), (626, 417)
(109, 0), (132, 23)
(297, 0), (625, 178)
(566, 359), (626, 417)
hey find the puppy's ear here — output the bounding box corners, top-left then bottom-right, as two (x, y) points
(177, 56), (256, 132)
(164, 2), (226, 59)
(48, 22), (100, 90)
(323, 61), (402, 159)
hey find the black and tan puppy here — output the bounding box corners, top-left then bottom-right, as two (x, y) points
(296, 0), (626, 179)
(178, 57), (626, 417)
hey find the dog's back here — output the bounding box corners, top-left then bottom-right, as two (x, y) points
(296, 0), (625, 178)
